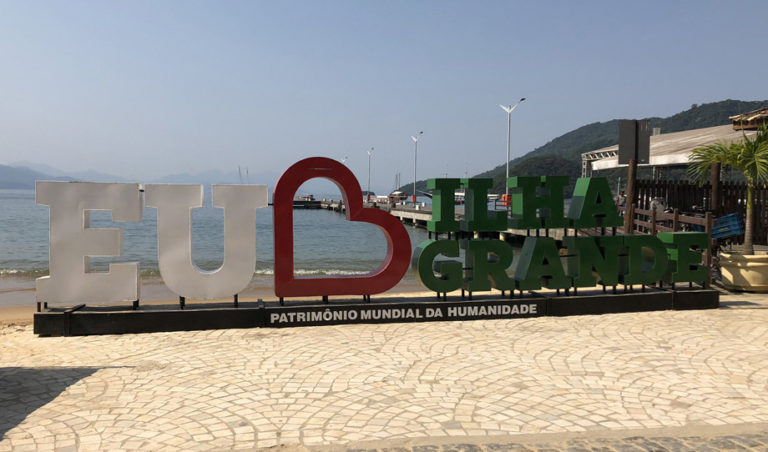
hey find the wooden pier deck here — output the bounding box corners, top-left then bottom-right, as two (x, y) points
(319, 200), (452, 228)
(318, 200), (551, 239)
(318, 200), (717, 247)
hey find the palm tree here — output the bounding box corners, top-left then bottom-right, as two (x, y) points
(688, 124), (768, 255)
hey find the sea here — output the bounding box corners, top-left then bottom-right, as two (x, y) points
(0, 189), (434, 307)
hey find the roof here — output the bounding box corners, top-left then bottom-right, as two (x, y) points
(586, 124), (757, 172)
(730, 107), (768, 129)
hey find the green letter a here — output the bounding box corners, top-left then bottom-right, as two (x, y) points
(568, 178), (623, 228)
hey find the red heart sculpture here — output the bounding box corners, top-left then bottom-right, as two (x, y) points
(273, 157), (412, 298)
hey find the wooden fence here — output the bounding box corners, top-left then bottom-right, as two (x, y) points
(620, 205), (712, 287)
(634, 179), (768, 245)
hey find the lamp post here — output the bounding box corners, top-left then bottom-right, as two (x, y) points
(411, 131), (423, 204)
(498, 98), (525, 204)
(366, 147), (373, 202)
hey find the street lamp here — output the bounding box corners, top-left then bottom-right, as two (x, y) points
(498, 98), (526, 204)
(366, 147), (373, 202)
(411, 131), (423, 204)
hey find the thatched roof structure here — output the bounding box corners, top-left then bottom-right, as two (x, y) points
(730, 107), (768, 130)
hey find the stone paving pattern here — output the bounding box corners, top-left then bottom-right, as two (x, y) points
(1, 291), (768, 451)
(335, 430), (768, 451)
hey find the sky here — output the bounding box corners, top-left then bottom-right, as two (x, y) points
(1, 1), (767, 194)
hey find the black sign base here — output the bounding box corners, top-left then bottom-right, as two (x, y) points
(33, 288), (719, 337)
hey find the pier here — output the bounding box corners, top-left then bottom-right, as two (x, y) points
(319, 200), (577, 241)
(318, 199), (599, 241)
(319, 200), (459, 229)
(319, 199), (716, 246)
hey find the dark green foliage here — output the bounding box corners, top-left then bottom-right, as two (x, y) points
(493, 155), (581, 194)
(657, 99), (767, 133)
(398, 99), (768, 195)
(399, 179), (431, 197)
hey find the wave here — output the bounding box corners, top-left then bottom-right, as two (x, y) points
(0, 268), (48, 278)
(0, 267), (164, 278)
(1, 267), (375, 278)
(254, 268), (371, 276)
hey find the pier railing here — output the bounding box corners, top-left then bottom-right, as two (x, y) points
(623, 205), (712, 237)
(635, 179), (767, 245)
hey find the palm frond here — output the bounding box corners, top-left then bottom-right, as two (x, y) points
(686, 123), (768, 255)
(735, 124), (768, 186)
(687, 142), (732, 185)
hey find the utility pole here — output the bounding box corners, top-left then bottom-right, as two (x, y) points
(498, 98), (525, 205)
(411, 131), (423, 204)
(366, 147), (373, 202)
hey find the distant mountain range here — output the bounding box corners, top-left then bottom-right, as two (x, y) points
(5, 99), (767, 193)
(0, 164), (67, 189)
(398, 99), (768, 195)
(8, 160), (129, 183)
(0, 161), (350, 197)
(0, 163), (283, 190)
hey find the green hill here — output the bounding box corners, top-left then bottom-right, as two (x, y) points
(398, 99), (768, 196)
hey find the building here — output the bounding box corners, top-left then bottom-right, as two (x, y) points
(581, 124), (758, 178)
(730, 107), (768, 130)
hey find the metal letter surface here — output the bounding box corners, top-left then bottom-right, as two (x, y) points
(568, 177), (624, 229)
(427, 178), (461, 233)
(145, 184), (267, 300)
(657, 232), (707, 283)
(36, 181), (142, 304)
(273, 157), (411, 298)
(461, 178), (507, 232)
(412, 239), (462, 293)
(508, 176), (569, 229)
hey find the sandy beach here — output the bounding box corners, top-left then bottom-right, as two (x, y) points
(0, 305), (35, 326)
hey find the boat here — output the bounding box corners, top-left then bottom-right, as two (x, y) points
(388, 173), (410, 204)
(455, 190), (465, 205)
(293, 194), (322, 209)
(388, 190), (408, 203)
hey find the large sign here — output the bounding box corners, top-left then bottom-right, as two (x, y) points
(36, 182), (268, 303)
(413, 176), (707, 293)
(35, 159), (708, 306)
(272, 157), (411, 297)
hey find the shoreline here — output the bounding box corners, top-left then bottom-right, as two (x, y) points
(0, 272), (425, 303)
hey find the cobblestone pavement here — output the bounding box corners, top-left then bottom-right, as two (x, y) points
(314, 424), (768, 451)
(1, 291), (768, 451)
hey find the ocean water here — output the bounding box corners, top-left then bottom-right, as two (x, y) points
(0, 189), (433, 305)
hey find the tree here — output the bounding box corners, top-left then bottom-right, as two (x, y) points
(687, 124), (768, 254)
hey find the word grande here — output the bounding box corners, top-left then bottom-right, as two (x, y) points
(413, 176), (708, 293)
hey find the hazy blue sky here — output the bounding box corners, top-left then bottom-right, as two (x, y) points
(1, 1), (766, 193)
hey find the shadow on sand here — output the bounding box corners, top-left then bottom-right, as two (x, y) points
(0, 366), (102, 439)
